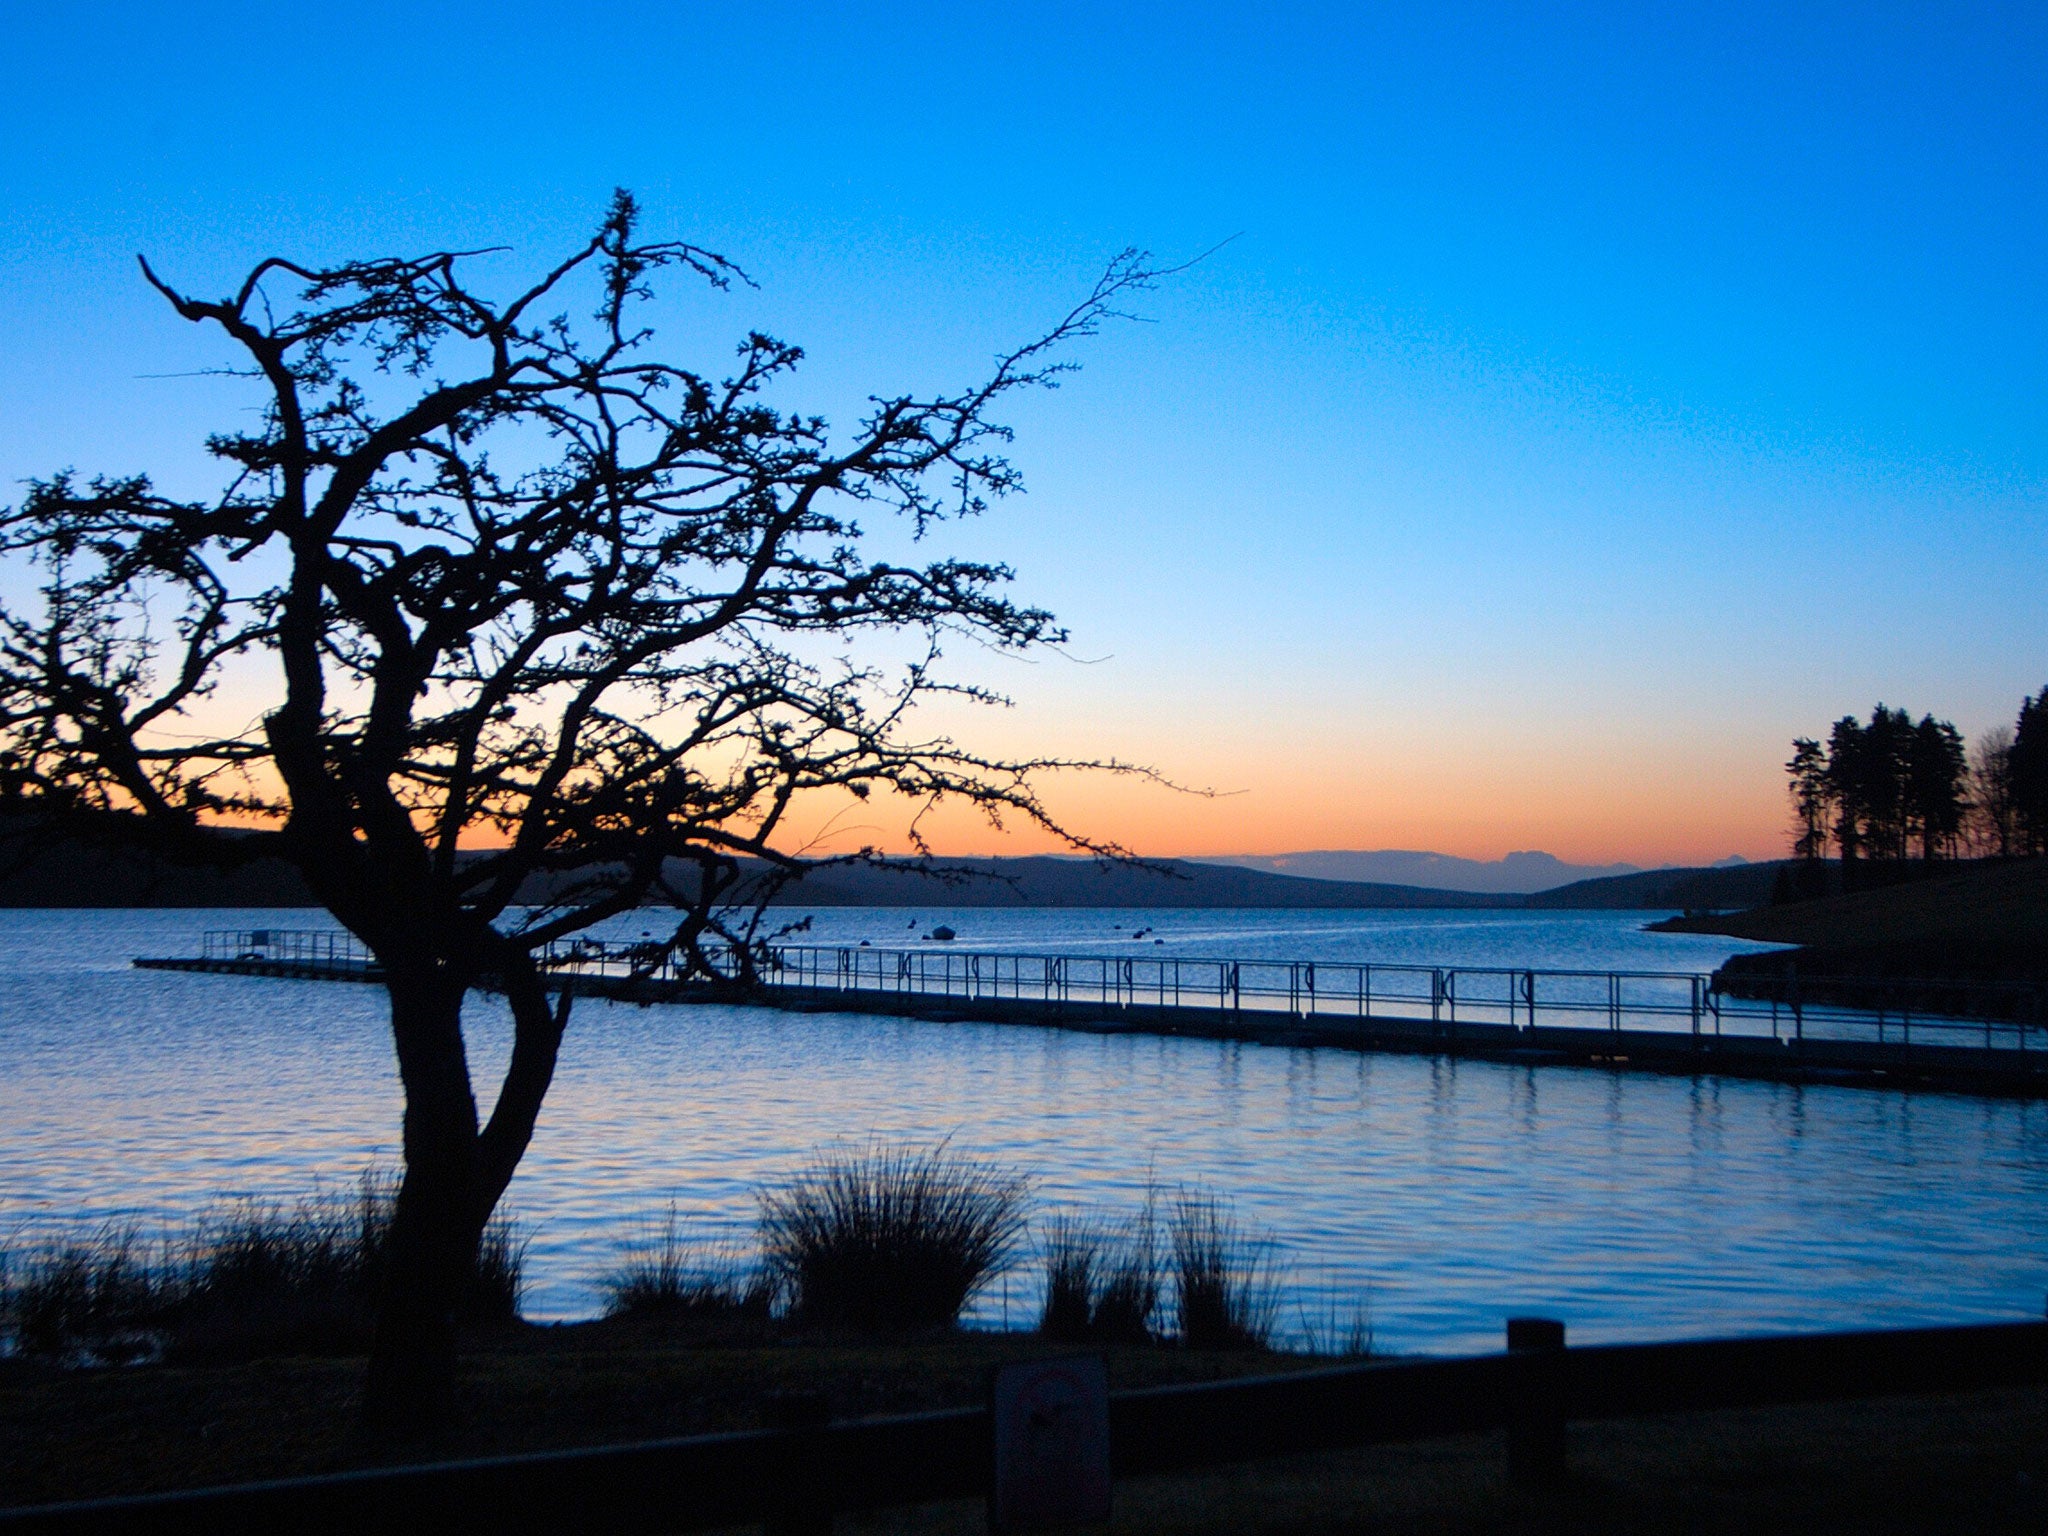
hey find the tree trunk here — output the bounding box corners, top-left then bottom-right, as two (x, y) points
(359, 969), (485, 1447)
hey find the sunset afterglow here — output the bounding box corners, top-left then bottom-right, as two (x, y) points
(4, 3), (2042, 868)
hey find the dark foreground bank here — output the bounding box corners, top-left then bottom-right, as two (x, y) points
(2, 1319), (2042, 1534)
(0, 1321), (1296, 1507)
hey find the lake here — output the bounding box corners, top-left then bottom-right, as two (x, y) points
(2, 906), (2043, 1354)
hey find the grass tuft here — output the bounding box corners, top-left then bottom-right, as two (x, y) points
(175, 1171), (525, 1360)
(1296, 1294), (1375, 1359)
(599, 1204), (770, 1321)
(467, 1205), (530, 1325)
(1167, 1190), (1281, 1350)
(1040, 1205), (1160, 1344)
(1092, 1203), (1164, 1344)
(758, 1141), (1030, 1331)
(1037, 1214), (1100, 1341)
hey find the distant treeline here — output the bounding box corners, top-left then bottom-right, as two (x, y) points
(1783, 686), (2048, 894)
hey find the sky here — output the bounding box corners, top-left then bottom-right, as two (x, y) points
(2, 2), (2044, 866)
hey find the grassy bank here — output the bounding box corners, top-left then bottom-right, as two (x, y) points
(853, 1386), (2047, 1535)
(2, 1328), (2041, 1531)
(1654, 857), (2048, 987)
(0, 1316), (1305, 1507)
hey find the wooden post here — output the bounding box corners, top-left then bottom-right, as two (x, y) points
(764, 1389), (834, 1535)
(1505, 1316), (1567, 1487)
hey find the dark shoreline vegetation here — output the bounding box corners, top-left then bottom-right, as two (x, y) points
(1, 1147), (1311, 1372)
(6, 1193), (2043, 1536)
(0, 1148), (1393, 1514)
(4, 1203), (2043, 1536)
(0, 1174), (526, 1370)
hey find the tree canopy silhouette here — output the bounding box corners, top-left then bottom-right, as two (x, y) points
(2012, 685), (2048, 855)
(1785, 705), (1967, 877)
(0, 194), (1160, 1435)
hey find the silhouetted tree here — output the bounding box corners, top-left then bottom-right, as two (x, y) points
(0, 196), (1160, 1437)
(1824, 714), (1870, 868)
(1861, 706), (1918, 861)
(1968, 725), (2017, 857)
(1786, 736), (1831, 861)
(1906, 713), (1967, 860)
(2013, 686), (2048, 855)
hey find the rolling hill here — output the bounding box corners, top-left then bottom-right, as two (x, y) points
(1655, 859), (2048, 984)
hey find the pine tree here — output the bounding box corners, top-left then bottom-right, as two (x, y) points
(2011, 687), (2048, 855)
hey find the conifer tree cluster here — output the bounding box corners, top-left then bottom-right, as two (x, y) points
(1786, 687), (2048, 870)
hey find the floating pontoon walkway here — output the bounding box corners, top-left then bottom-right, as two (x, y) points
(138, 929), (2048, 1097)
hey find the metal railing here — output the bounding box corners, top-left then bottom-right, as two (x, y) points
(198, 928), (378, 972)
(536, 939), (2047, 1054)
(186, 931), (2048, 1055)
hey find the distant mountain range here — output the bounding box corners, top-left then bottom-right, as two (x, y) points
(747, 856), (1501, 908)
(758, 857), (1783, 912)
(1202, 848), (1749, 895)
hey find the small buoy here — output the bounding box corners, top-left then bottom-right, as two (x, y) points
(858, 939), (871, 947)
(931, 925), (956, 942)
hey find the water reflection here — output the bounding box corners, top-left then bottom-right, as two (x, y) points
(0, 909), (2042, 1354)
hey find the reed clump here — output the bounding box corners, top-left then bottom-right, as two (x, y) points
(1166, 1190), (1282, 1350)
(1038, 1214), (1099, 1340)
(758, 1142), (1030, 1330)
(3, 1154), (1320, 1365)
(177, 1172), (525, 1359)
(1044, 1190), (1276, 1349)
(598, 1204), (771, 1321)
(1039, 1207), (1160, 1344)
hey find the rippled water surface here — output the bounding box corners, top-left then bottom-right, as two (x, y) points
(2, 907), (2044, 1353)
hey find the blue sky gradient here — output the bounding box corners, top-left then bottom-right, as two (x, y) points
(3, 2), (2043, 861)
